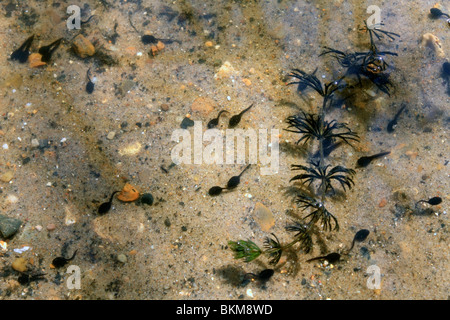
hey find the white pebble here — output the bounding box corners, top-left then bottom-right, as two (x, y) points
(2, 143), (8, 150)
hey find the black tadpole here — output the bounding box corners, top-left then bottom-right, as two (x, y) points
(356, 151), (390, 167)
(228, 104), (254, 128)
(207, 110), (229, 129)
(208, 165), (251, 196)
(306, 252), (341, 264)
(416, 196), (442, 206)
(86, 68), (95, 94)
(226, 164), (251, 189)
(348, 229), (370, 251)
(430, 8), (450, 19)
(52, 250), (78, 268)
(387, 105), (406, 133)
(129, 14), (180, 45)
(208, 186), (224, 196)
(98, 191), (119, 214)
(11, 35), (35, 63)
(243, 269), (274, 285)
(38, 38), (62, 63)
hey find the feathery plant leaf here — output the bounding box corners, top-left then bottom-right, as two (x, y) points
(285, 222), (313, 252)
(228, 240), (262, 263)
(285, 112), (359, 146)
(263, 233), (283, 265)
(290, 161), (355, 194)
(294, 194), (340, 231)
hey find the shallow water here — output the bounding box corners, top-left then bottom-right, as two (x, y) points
(0, 0), (448, 300)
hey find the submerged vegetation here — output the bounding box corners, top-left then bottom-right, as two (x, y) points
(228, 22), (400, 266)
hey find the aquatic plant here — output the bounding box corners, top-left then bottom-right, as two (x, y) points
(228, 22), (399, 266)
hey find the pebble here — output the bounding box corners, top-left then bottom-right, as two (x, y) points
(118, 141), (142, 156)
(5, 194), (18, 204)
(214, 61), (237, 80)
(161, 104), (170, 111)
(35, 225), (43, 231)
(31, 139), (39, 147)
(117, 183), (140, 202)
(253, 202), (275, 232)
(180, 117), (195, 129)
(106, 131), (116, 140)
(1, 171), (14, 182)
(421, 33), (445, 58)
(12, 257), (27, 272)
(46, 223), (56, 231)
(190, 97), (215, 116)
(117, 254), (127, 263)
(0, 214), (22, 238)
(72, 34), (95, 58)
(28, 53), (46, 68)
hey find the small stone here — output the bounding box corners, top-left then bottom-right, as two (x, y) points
(31, 139), (39, 147)
(190, 97), (215, 116)
(117, 254), (127, 263)
(118, 141), (142, 156)
(160, 104), (170, 111)
(0, 214), (22, 238)
(1, 171), (14, 183)
(28, 53), (46, 68)
(72, 34), (95, 58)
(214, 61), (237, 80)
(156, 41), (165, 51)
(35, 225), (43, 231)
(12, 257), (27, 272)
(46, 223), (56, 231)
(421, 33), (445, 58)
(253, 202), (275, 232)
(242, 78), (252, 86)
(180, 117), (194, 129)
(106, 131), (116, 140)
(117, 183), (140, 202)
(5, 194), (18, 204)
(205, 41), (213, 47)
(164, 217), (171, 227)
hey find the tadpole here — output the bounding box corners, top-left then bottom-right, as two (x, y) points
(98, 191), (119, 214)
(38, 38), (62, 63)
(86, 68), (95, 94)
(207, 110), (229, 129)
(306, 252), (341, 264)
(52, 250), (78, 268)
(226, 164), (251, 189)
(228, 104), (254, 128)
(11, 35), (35, 63)
(348, 229), (370, 252)
(416, 196), (442, 206)
(356, 151), (390, 167)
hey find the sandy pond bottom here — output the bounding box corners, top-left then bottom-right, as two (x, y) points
(0, 0), (448, 300)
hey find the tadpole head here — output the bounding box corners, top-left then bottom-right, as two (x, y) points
(208, 186), (223, 196)
(354, 229), (370, 242)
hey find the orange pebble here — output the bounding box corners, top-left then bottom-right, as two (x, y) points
(117, 183), (140, 202)
(378, 198), (387, 208)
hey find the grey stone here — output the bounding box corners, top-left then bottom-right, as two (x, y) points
(0, 214), (22, 238)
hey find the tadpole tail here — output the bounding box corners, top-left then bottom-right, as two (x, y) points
(238, 164), (251, 177)
(68, 249), (78, 261)
(239, 103), (254, 116)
